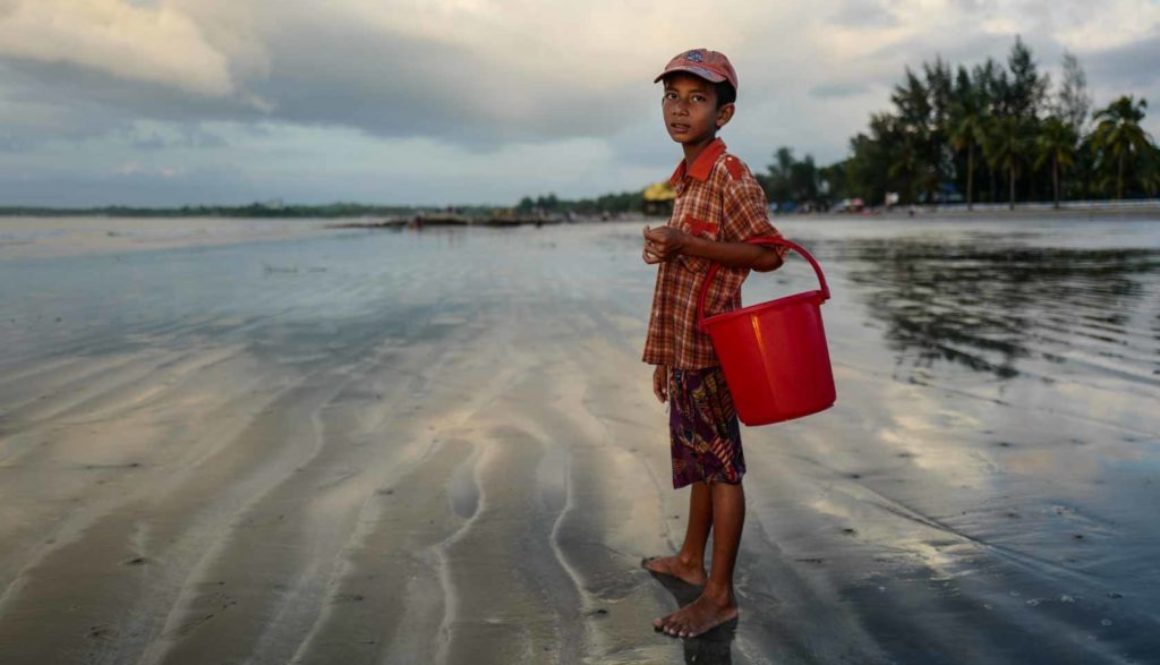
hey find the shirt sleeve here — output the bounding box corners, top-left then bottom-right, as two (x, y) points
(723, 169), (789, 262)
(723, 172), (776, 242)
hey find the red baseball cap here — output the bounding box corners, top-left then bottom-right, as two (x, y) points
(654, 48), (738, 94)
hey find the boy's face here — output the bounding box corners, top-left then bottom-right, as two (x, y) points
(661, 73), (734, 146)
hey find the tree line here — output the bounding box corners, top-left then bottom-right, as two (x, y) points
(0, 202), (518, 219)
(768, 37), (1159, 210)
(0, 202), (422, 218)
(514, 192), (643, 216)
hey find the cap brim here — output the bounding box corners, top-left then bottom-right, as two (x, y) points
(653, 65), (727, 84)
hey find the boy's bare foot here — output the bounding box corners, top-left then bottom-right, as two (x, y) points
(652, 590), (738, 638)
(641, 555), (707, 587)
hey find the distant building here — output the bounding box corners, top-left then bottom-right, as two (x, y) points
(642, 181), (676, 216)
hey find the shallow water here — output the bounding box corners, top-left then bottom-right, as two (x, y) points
(752, 216), (1160, 664)
(0, 215), (1157, 664)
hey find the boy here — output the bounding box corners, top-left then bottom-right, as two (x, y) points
(641, 48), (784, 639)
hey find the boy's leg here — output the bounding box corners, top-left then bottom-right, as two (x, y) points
(642, 481), (711, 586)
(654, 481), (744, 637)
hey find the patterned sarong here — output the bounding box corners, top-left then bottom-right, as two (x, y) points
(668, 366), (745, 489)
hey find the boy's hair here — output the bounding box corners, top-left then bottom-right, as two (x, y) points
(715, 81), (737, 108)
(661, 73), (737, 109)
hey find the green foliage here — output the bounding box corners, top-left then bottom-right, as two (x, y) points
(983, 115), (1031, 209)
(1035, 116), (1080, 207)
(1090, 96), (1152, 199)
(832, 36), (1158, 207)
(3, 193), (645, 220)
(948, 64), (988, 208)
(1142, 142), (1160, 196)
(1004, 36), (1050, 120)
(1035, 118), (1080, 172)
(757, 147), (820, 207)
(512, 190), (644, 216)
(1056, 51), (1092, 133)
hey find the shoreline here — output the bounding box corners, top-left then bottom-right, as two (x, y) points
(3, 198), (1159, 221)
(858, 202), (1160, 219)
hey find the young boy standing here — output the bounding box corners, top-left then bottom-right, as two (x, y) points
(641, 48), (785, 639)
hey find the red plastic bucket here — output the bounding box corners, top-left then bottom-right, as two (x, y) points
(696, 237), (836, 426)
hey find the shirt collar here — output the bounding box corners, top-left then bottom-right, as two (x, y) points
(669, 138), (727, 186)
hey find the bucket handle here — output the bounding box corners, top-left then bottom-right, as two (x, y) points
(696, 236), (830, 333)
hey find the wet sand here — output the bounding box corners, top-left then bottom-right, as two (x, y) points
(0, 216), (1158, 664)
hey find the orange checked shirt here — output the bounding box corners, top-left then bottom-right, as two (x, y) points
(643, 139), (783, 369)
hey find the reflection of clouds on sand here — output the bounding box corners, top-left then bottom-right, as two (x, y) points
(737, 217), (1160, 663)
(879, 406), (986, 482)
(804, 411), (984, 581)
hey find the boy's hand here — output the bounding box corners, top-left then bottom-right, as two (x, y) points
(642, 225), (689, 264)
(652, 365), (669, 403)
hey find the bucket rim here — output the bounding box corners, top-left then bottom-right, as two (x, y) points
(696, 236), (830, 333)
(702, 289), (825, 331)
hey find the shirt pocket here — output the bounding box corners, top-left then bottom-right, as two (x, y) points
(676, 215), (719, 274)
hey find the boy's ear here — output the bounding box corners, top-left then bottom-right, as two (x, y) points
(715, 102), (736, 129)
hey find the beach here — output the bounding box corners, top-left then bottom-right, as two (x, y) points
(0, 215), (1158, 664)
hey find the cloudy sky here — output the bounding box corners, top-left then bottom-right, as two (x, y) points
(1, 0), (1158, 207)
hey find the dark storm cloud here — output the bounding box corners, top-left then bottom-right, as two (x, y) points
(830, 0), (901, 28)
(130, 126), (229, 151)
(250, 22), (633, 146)
(945, 0), (994, 12)
(1084, 33), (1160, 91)
(0, 60), (258, 147)
(810, 82), (871, 98)
(0, 167), (255, 207)
(854, 30), (1043, 89)
(0, 14), (644, 150)
(0, 135), (31, 152)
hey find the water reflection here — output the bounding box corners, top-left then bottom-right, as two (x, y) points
(846, 240), (1160, 382)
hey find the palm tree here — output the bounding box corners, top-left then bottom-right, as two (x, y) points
(888, 135), (923, 204)
(950, 106), (986, 210)
(1141, 143), (1160, 196)
(891, 69), (936, 203)
(1090, 96), (1152, 199)
(1035, 117), (1079, 209)
(762, 147), (795, 205)
(983, 115), (1027, 210)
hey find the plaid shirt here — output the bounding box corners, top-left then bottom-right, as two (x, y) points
(643, 138), (783, 369)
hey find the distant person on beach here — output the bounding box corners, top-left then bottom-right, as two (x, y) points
(641, 48), (786, 638)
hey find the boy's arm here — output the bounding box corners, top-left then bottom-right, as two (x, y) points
(643, 225), (783, 271)
(652, 364), (668, 403)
